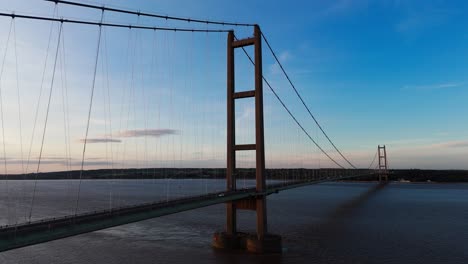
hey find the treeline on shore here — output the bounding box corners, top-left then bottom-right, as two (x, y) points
(2, 168), (468, 183)
(388, 169), (468, 183)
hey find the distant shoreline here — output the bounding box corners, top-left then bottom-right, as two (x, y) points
(1, 168), (467, 183)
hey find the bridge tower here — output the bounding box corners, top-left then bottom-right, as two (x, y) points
(378, 145), (388, 181)
(212, 25), (281, 254)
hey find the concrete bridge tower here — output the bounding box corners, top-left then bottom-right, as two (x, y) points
(378, 145), (388, 181)
(212, 25), (282, 254)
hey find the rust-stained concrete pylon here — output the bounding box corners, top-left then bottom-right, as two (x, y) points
(213, 25), (281, 254)
(378, 145), (388, 181)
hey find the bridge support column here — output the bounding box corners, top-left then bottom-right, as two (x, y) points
(378, 145), (388, 181)
(212, 25), (281, 254)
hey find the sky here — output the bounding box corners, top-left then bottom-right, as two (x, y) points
(0, 0), (467, 172)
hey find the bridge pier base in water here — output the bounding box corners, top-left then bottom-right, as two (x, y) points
(212, 232), (282, 254)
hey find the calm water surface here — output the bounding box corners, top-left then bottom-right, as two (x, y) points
(0, 180), (467, 263)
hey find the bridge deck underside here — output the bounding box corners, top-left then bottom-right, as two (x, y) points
(0, 173), (374, 252)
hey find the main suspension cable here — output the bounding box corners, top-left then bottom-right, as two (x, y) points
(368, 150), (378, 170)
(45, 0), (255, 27)
(234, 35), (345, 169)
(261, 32), (357, 169)
(0, 12), (232, 33)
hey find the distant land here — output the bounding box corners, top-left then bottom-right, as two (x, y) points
(1, 168), (468, 183)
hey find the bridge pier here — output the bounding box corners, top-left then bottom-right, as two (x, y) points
(212, 25), (282, 254)
(378, 145), (389, 181)
(213, 232), (282, 254)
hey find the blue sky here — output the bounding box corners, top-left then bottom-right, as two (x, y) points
(0, 0), (467, 172)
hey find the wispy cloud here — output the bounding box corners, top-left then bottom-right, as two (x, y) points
(394, 3), (459, 34)
(385, 137), (434, 146)
(309, 0), (370, 20)
(429, 141), (468, 149)
(3, 157), (118, 168)
(269, 50), (291, 75)
(90, 118), (108, 126)
(279, 51), (291, 62)
(387, 139), (468, 151)
(78, 138), (122, 144)
(402, 82), (464, 91)
(115, 129), (178, 138)
(322, 0), (364, 16)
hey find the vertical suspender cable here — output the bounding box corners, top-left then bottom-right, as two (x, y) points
(0, 19), (13, 224)
(131, 16), (140, 176)
(140, 26), (149, 180)
(102, 27), (116, 210)
(170, 31), (176, 196)
(25, 5), (57, 174)
(164, 28), (169, 202)
(29, 21), (63, 221)
(26, 5), (57, 222)
(13, 20), (25, 177)
(121, 23), (137, 181)
(149, 29), (157, 192)
(187, 31), (195, 190)
(203, 31), (207, 193)
(115, 27), (132, 207)
(61, 26), (72, 174)
(74, 11), (103, 215)
(58, 23), (73, 213)
(101, 29), (111, 208)
(13, 18), (26, 224)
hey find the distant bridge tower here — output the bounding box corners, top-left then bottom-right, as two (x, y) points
(378, 145), (388, 181)
(212, 25), (281, 254)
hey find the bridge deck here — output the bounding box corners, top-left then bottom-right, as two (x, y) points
(0, 173), (374, 252)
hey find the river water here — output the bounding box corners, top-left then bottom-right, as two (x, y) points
(0, 180), (467, 263)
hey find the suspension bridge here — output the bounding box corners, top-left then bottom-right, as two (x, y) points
(0, 1), (389, 254)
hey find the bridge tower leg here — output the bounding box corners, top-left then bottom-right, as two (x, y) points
(212, 25), (281, 254)
(378, 145), (388, 181)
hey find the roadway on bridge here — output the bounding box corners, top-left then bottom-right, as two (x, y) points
(0, 173), (374, 252)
